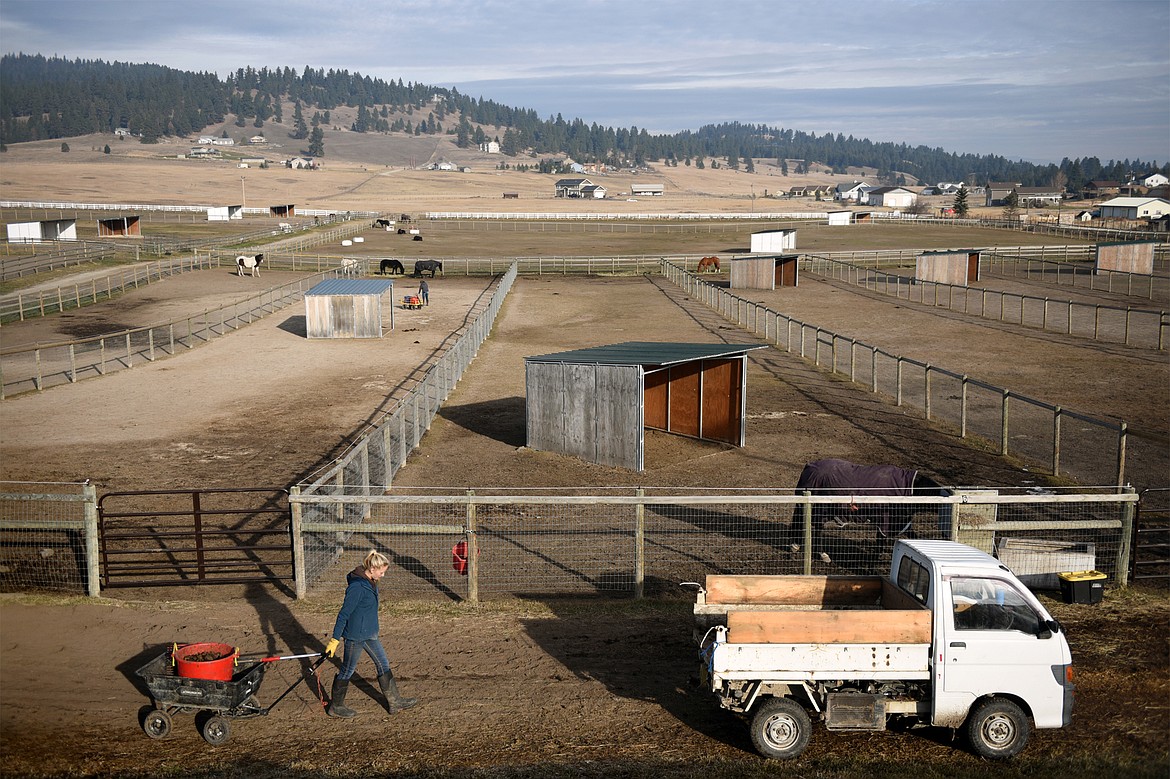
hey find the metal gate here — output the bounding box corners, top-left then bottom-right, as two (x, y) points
(97, 488), (292, 588)
(1133, 487), (1169, 585)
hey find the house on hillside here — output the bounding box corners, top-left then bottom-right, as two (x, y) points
(835, 181), (869, 201)
(1083, 180), (1121, 199)
(985, 182), (1022, 206)
(864, 186), (917, 208)
(479, 140), (500, 154)
(287, 157), (317, 169)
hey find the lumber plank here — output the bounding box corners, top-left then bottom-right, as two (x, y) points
(704, 575), (882, 606)
(727, 609), (932, 644)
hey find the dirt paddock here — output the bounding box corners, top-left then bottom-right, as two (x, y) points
(1, 259), (1167, 777)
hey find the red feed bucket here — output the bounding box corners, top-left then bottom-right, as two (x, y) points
(173, 642), (238, 681)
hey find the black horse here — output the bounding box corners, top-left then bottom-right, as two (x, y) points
(374, 218), (392, 228)
(379, 258), (405, 275)
(414, 260), (443, 278)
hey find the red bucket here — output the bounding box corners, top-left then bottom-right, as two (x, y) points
(173, 642), (238, 681)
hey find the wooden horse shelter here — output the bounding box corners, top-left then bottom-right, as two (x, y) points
(731, 255), (799, 290)
(269, 204), (296, 217)
(524, 342), (766, 471)
(915, 250), (981, 285)
(1095, 241), (1155, 275)
(304, 278), (395, 339)
(97, 215), (141, 238)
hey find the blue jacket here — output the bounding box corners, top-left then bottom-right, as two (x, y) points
(331, 567), (380, 641)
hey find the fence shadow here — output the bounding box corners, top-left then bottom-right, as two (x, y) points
(521, 596), (753, 755)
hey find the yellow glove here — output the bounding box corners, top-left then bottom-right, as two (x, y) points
(325, 638), (340, 658)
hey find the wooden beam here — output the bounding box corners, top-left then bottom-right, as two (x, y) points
(727, 609), (931, 645)
(704, 575), (882, 606)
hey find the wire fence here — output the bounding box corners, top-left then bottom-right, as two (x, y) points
(287, 488), (1137, 601)
(983, 251), (1170, 304)
(662, 262), (1166, 489)
(802, 254), (1168, 349)
(0, 481), (99, 596)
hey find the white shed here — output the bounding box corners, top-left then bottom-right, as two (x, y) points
(827, 210), (853, 226)
(750, 229), (797, 253)
(207, 204), (244, 221)
(5, 219), (77, 243)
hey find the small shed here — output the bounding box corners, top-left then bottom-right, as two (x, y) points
(750, 229), (796, 253)
(1095, 241), (1155, 275)
(730, 255), (799, 289)
(304, 278), (395, 339)
(207, 204), (244, 221)
(827, 210), (852, 226)
(270, 204), (296, 217)
(631, 182), (664, 196)
(525, 342), (766, 471)
(853, 211), (873, 223)
(97, 215), (141, 238)
(916, 250), (980, 285)
(5, 218), (77, 243)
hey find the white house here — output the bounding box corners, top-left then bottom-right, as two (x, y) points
(1097, 197), (1170, 220)
(1140, 173), (1168, 188)
(287, 157), (316, 169)
(479, 140), (500, 154)
(249, 135), (267, 145)
(834, 181), (869, 201)
(864, 186), (917, 208)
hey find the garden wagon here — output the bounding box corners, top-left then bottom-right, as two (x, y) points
(136, 643), (325, 745)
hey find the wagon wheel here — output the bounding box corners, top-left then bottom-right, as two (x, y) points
(199, 714), (232, 746)
(142, 708), (172, 739)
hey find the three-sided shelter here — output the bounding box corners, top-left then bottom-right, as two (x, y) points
(915, 249), (980, 285)
(98, 215), (140, 238)
(750, 229), (797, 253)
(524, 342), (767, 471)
(304, 278), (395, 339)
(5, 219), (77, 243)
(1095, 241), (1155, 275)
(207, 204), (244, 221)
(730, 255), (799, 289)
(269, 204), (296, 218)
(827, 210), (853, 226)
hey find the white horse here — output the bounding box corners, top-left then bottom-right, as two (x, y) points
(236, 253), (264, 277)
(341, 257), (362, 276)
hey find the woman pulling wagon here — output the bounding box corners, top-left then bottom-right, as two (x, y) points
(324, 550), (419, 718)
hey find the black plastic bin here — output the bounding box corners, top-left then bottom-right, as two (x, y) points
(1057, 570), (1106, 604)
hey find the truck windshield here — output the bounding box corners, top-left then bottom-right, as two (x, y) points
(950, 577), (1043, 634)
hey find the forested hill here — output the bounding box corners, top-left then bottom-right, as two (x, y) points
(1, 53), (1163, 192)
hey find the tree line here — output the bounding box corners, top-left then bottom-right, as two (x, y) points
(1, 53), (1164, 194)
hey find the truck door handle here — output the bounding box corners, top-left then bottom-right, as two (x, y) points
(949, 642), (966, 648)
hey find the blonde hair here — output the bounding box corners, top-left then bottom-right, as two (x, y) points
(363, 549), (390, 571)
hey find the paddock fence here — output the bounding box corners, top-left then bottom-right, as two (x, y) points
(662, 262), (1165, 490)
(802, 254), (1168, 349)
(0, 481), (99, 596)
(0, 266), (346, 398)
(0, 243), (117, 281)
(287, 488), (1137, 601)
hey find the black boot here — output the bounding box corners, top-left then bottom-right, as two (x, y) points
(328, 676), (358, 718)
(377, 671), (418, 713)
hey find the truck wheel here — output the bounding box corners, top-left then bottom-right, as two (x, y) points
(965, 698), (1029, 759)
(750, 698), (812, 759)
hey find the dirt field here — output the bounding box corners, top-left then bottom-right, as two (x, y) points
(1, 145), (1167, 778)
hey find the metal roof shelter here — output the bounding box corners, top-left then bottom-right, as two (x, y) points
(304, 278), (395, 339)
(207, 204), (244, 221)
(525, 342), (767, 471)
(5, 218), (77, 243)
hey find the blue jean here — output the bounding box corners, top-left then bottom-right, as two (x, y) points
(337, 637), (390, 680)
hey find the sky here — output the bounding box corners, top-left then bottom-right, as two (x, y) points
(1, 0), (1167, 166)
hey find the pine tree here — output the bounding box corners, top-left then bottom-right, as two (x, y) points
(308, 126), (325, 157)
(1002, 190), (1020, 223)
(953, 186), (969, 217)
(292, 101), (307, 139)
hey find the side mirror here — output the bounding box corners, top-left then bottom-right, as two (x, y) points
(1037, 618), (1061, 639)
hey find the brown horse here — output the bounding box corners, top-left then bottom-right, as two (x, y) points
(697, 256), (720, 272)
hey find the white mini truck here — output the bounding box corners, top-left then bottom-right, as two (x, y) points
(692, 539), (1074, 759)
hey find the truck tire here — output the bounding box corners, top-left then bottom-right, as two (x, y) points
(749, 698), (812, 759)
(964, 698), (1029, 759)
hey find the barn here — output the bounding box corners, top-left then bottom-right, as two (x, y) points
(303, 278), (396, 339)
(1095, 241), (1155, 275)
(524, 342), (766, 471)
(915, 250), (981, 285)
(730, 255), (799, 289)
(749, 229), (796, 253)
(97, 216), (141, 238)
(207, 204), (244, 221)
(5, 218), (77, 243)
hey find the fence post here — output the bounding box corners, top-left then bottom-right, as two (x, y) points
(290, 486), (307, 599)
(801, 493), (813, 575)
(924, 366), (932, 420)
(83, 482), (100, 597)
(1116, 422), (1127, 487)
(1114, 487), (1137, 588)
(634, 487), (645, 599)
(1052, 407), (1062, 476)
(466, 490), (479, 604)
(1000, 390), (1011, 456)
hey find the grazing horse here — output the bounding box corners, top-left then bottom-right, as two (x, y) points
(374, 218), (393, 228)
(380, 258), (405, 275)
(788, 458), (949, 562)
(236, 253), (264, 277)
(414, 259), (443, 278)
(697, 256), (720, 272)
